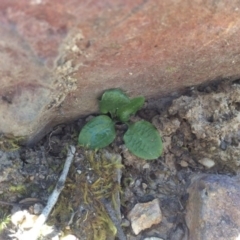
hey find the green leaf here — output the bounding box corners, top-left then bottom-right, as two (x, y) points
(99, 89), (130, 116)
(117, 96), (145, 122)
(78, 115), (116, 149)
(123, 120), (163, 160)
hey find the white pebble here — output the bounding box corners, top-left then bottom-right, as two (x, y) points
(198, 158), (215, 168)
(127, 199), (162, 235)
(61, 234), (79, 240)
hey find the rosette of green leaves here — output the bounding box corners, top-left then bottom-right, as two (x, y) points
(78, 89), (163, 160)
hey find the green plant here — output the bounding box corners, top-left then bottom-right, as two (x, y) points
(78, 89), (163, 160)
(0, 209), (10, 233)
(9, 184), (27, 194)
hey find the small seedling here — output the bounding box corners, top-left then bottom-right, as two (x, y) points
(0, 209), (10, 233)
(78, 89), (163, 160)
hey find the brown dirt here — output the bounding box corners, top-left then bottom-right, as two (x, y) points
(0, 79), (238, 240)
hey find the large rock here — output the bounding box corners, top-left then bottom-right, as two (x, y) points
(185, 174), (240, 240)
(1, 0), (240, 145)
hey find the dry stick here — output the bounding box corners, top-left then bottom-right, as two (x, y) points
(101, 198), (127, 240)
(17, 145), (76, 240)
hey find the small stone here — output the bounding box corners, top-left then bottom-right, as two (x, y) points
(198, 158), (215, 168)
(220, 140), (228, 150)
(143, 163), (150, 169)
(121, 218), (130, 227)
(142, 183), (148, 190)
(135, 179), (141, 187)
(209, 146), (216, 152)
(179, 160), (188, 167)
(61, 234), (79, 240)
(30, 176), (34, 181)
(127, 198), (162, 235)
(41, 225), (59, 238)
(33, 203), (43, 215)
(11, 209), (25, 226)
(52, 236), (60, 240)
(12, 209), (38, 229)
(71, 45), (80, 53)
(20, 213), (38, 229)
(39, 174), (45, 179)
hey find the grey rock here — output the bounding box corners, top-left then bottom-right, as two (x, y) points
(185, 174), (240, 240)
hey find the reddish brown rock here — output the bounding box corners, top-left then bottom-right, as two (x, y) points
(1, 0), (240, 144)
(185, 174), (240, 240)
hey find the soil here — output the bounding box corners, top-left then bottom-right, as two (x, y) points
(0, 79), (239, 240)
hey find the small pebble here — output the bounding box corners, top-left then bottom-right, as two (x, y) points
(41, 225), (59, 238)
(52, 236), (60, 240)
(11, 209), (38, 229)
(135, 179), (142, 187)
(33, 203), (43, 215)
(179, 160), (188, 167)
(11, 209), (25, 226)
(71, 45), (80, 52)
(198, 158), (215, 168)
(121, 218), (130, 227)
(39, 174), (45, 179)
(220, 140), (227, 150)
(142, 183), (148, 190)
(20, 213), (38, 229)
(61, 234), (79, 240)
(127, 198), (162, 235)
(143, 163), (150, 169)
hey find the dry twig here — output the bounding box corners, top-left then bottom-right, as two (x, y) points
(16, 145), (76, 240)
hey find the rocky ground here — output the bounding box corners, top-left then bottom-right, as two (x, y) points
(0, 80), (240, 240)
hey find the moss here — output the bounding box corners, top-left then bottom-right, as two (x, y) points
(0, 208), (11, 233)
(91, 204), (117, 240)
(9, 184), (27, 194)
(0, 135), (25, 151)
(49, 148), (123, 240)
